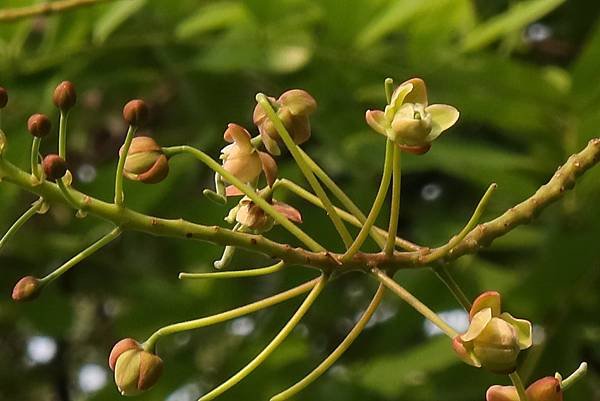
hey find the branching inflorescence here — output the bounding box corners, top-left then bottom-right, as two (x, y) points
(0, 78), (595, 400)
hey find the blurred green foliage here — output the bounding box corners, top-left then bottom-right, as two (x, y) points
(0, 0), (599, 400)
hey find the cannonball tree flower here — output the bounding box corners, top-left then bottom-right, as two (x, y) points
(109, 338), (163, 396)
(486, 376), (563, 401)
(365, 78), (459, 154)
(221, 123), (278, 186)
(253, 89), (317, 155)
(452, 291), (532, 374)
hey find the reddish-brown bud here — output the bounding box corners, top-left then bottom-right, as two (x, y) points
(42, 154), (68, 181)
(113, 345), (163, 396)
(52, 81), (77, 112)
(526, 377), (563, 401)
(0, 87), (7, 108)
(27, 114), (51, 138)
(123, 99), (149, 126)
(12, 276), (42, 302)
(109, 338), (140, 371)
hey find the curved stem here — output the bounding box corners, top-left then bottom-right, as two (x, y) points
(114, 125), (136, 205)
(342, 139), (394, 262)
(256, 94), (353, 249)
(433, 266), (472, 311)
(0, 199), (44, 251)
(275, 178), (421, 251)
(509, 372), (529, 401)
(385, 146), (401, 254)
(422, 183), (497, 263)
(561, 362), (587, 390)
(56, 178), (82, 209)
(163, 145), (325, 252)
(270, 283), (384, 401)
(144, 277), (320, 351)
(58, 111), (70, 160)
(372, 268), (458, 338)
(180, 261), (286, 280)
(30, 137), (42, 179)
(198, 275), (327, 401)
(40, 226), (121, 285)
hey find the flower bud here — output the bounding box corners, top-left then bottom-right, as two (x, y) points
(453, 291), (532, 374)
(120, 136), (169, 184)
(113, 346), (163, 396)
(486, 377), (563, 401)
(0, 86), (7, 108)
(52, 81), (77, 112)
(42, 154), (68, 181)
(109, 338), (140, 371)
(27, 113), (51, 138)
(526, 377), (563, 401)
(11, 276), (42, 302)
(123, 99), (149, 127)
(253, 89), (316, 155)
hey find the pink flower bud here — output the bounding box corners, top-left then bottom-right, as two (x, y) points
(121, 136), (169, 184)
(52, 81), (77, 112)
(111, 339), (163, 396)
(123, 99), (149, 126)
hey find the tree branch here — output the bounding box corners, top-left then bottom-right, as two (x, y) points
(0, 0), (115, 23)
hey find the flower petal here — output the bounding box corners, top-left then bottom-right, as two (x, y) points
(278, 89), (317, 116)
(461, 308), (493, 342)
(273, 201), (303, 223)
(486, 385), (520, 401)
(365, 109), (387, 135)
(259, 151), (278, 187)
(224, 123), (253, 150)
(386, 82), (413, 120)
(470, 291), (502, 320)
(225, 185), (244, 197)
(500, 312), (533, 350)
(402, 78), (428, 106)
(426, 104), (459, 132)
(452, 336), (481, 367)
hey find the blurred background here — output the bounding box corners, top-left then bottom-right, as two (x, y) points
(0, 0), (599, 400)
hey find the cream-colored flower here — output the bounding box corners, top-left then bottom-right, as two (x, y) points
(452, 291), (532, 374)
(365, 78), (459, 154)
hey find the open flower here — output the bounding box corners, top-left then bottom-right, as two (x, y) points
(221, 123), (278, 186)
(452, 291), (532, 374)
(365, 78), (459, 154)
(253, 89), (317, 155)
(487, 376), (563, 401)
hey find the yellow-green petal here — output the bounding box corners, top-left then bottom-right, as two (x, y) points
(402, 77), (428, 106)
(461, 307), (492, 342)
(385, 82), (413, 121)
(426, 104), (459, 131)
(500, 312), (533, 350)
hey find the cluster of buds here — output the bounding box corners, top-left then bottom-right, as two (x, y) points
(109, 338), (163, 396)
(452, 291), (532, 374)
(366, 78), (459, 154)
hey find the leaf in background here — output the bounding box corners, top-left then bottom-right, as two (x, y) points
(352, 336), (459, 398)
(175, 1), (248, 40)
(93, 0), (146, 45)
(570, 19), (600, 111)
(356, 0), (438, 50)
(460, 0), (566, 53)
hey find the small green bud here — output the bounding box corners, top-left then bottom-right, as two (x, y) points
(123, 99), (149, 127)
(42, 154), (68, 181)
(113, 346), (163, 396)
(121, 136), (169, 184)
(11, 276), (42, 302)
(0, 86), (7, 109)
(52, 81), (77, 112)
(27, 113), (51, 138)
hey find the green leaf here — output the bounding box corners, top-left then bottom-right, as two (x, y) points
(352, 336), (459, 398)
(93, 0), (146, 45)
(460, 0), (566, 53)
(175, 1), (248, 40)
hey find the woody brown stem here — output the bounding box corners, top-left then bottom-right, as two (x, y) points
(1, 138), (599, 275)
